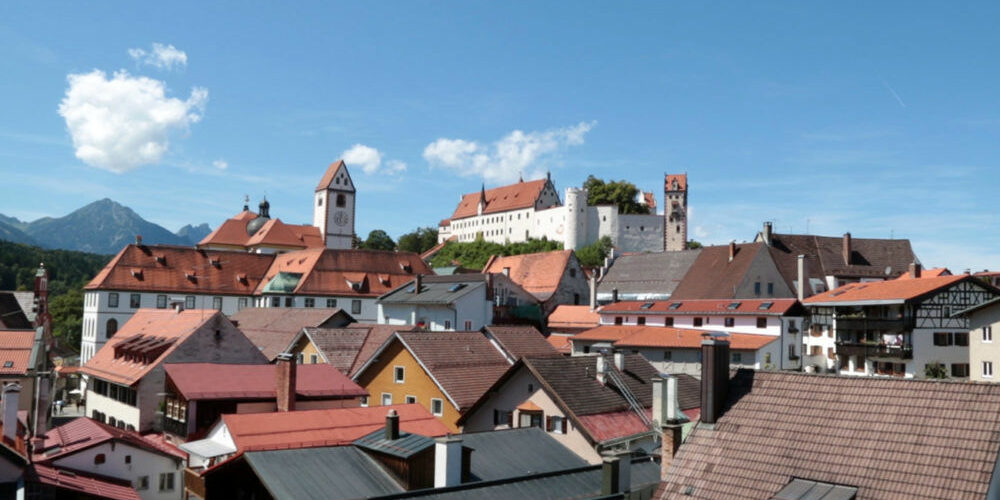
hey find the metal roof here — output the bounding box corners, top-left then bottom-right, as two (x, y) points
(244, 447), (405, 500)
(770, 478), (858, 500)
(461, 427), (587, 481)
(353, 429), (434, 459)
(378, 276), (486, 305)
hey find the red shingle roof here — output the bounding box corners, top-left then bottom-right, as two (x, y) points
(484, 325), (562, 360)
(164, 363), (366, 400)
(221, 404), (449, 452)
(483, 250), (573, 301)
(29, 464), (141, 500)
(804, 275), (968, 304)
(0, 330), (35, 375)
(599, 298), (800, 316)
(548, 305), (600, 331)
(35, 417), (186, 463)
(256, 248), (432, 298)
(670, 242), (765, 300)
(450, 179), (550, 220)
(665, 174), (687, 191)
(573, 325), (778, 350)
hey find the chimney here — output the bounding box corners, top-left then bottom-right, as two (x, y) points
(613, 351), (625, 371)
(135, 235), (143, 246)
(589, 274), (597, 311)
(700, 333), (730, 425)
(797, 254), (809, 301)
(653, 376), (688, 477)
(909, 262), (922, 279)
(761, 222), (773, 246)
(600, 452), (631, 496)
(2, 383), (20, 443)
(385, 409), (400, 440)
(275, 353), (296, 412)
(434, 435), (464, 487)
(842, 233), (852, 266)
(728, 241), (736, 262)
(595, 355), (608, 384)
(611, 288), (619, 304)
(414, 274), (422, 294)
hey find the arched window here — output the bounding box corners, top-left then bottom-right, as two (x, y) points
(336, 194), (346, 207)
(106, 319), (118, 338)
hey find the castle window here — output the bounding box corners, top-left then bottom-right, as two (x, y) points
(336, 194), (346, 207)
(106, 319), (118, 338)
(317, 197), (323, 206)
(676, 225), (680, 233)
(108, 293), (119, 308)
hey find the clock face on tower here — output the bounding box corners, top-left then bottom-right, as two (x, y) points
(333, 211), (350, 227)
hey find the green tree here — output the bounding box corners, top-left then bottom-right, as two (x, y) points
(428, 238), (563, 269)
(583, 176), (651, 214)
(576, 236), (614, 267)
(361, 230), (397, 251)
(687, 240), (703, 249)
(397, 227), (439, 254)
(49, 288), (83, 352)
(924, 362), (948, 379)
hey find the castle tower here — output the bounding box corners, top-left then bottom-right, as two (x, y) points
(314, 160), (356, 250)
(664, 174), (688, 252)
(564, 187), (589, 251)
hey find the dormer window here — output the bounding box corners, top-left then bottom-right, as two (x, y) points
(336, 194), (346, 207)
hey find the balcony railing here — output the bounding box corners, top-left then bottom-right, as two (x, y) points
(835, 341), (913, 359)
(836, 318), (910, 332)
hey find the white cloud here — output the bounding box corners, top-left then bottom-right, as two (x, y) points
(423, 121), (596, 183)
(385, 159), (407, 173)
(128, 43), (188, 70)
(58, 69), (208, 173)
(213, 159), (228, 170)
(340, 144), (407, 175)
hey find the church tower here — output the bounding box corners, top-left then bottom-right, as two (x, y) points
(664, 174), (688, 252)
(314, 160), (356, 250)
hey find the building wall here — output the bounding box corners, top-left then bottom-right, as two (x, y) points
(460, 368), (603, 464)
(50, 441), (184, 500)
(615, 213), (665, 253)
(86, 389), (142, 430)
(378, 291), (491, 332)
(802, 324), (838, 373)
(354, 341), (463, 432)
(253, 295), (376, 322)
(540, 255), (590, 315)
(969, 306), (1000, 382)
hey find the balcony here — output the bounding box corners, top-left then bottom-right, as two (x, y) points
(835, 341), (913, 360)
(836, 318), (910, 332)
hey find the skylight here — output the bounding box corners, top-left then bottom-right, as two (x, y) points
(669, 303), (682, 310)
(640, 302), (654, 310)
(727, 302), (741, 310)
(758, 302), (773, 310)
(448, 283), (467, 292)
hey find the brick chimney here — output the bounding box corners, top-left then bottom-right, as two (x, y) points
(700, 333), (730, 425)
(2, 383), (20, 443)
(909, 262), (922, 279)
(728, 241), (736, 262)
(275, 353), (296, 412)
(842, 233), (852, 266)
(761, 222), (773, 246)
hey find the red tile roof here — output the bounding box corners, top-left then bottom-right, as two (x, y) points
(79, 309), (224, 386)
(642, 191), (657, 211)
(577, 409), (651, 443)
(483, 250), (573, 301)
(0, 330), (35, 375)
(669, 242), (765, 300)
(256, 248), (432, 298)
(573, 325), (778, 350)
(894, 267), (951, 279)
(197, 210), (259, 247)
(348, 324), (399, 376)
(29, 464), (141, 500)
(230, 307), (349, 361)
(548, 305), (600, 331)
(450, 179), (551, 220)
(35, 417), (186, 463)
(315, 160), (351, 192)
(665, 174), (687, 191)
(395, 331), (511, 410)
(221, 404), (449, 452)
(245, 218), (323, 249)
(598, 298), (800, 316)
(804, 275), (968, 304)
(85, 244), (273, 295)
(164, 363), (366, 400)
(545, 334), (573, 354)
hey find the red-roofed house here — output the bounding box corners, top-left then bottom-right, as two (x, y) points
(197, 200), (324, 254)
(804, 274), (1000, 378)
(483, 250), (588, 316)
(162, 361), (366, 441)
(79, 309), (268, 432)
(25, 464), (141, 500)
(33, 417), (186, 500)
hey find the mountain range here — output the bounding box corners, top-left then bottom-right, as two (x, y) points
(0, 199), (213, 255)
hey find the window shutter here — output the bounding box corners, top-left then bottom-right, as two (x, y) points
(546, 416), (553, 432)
(561, 417), (567, 433)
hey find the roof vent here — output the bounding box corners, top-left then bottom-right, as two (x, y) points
(640, 302), (654, 310)
(130, 268), (143, 280)
(209, 257), (221, 268)
(154, 255), (166, 265)
(185, 271), (197, 282)
(237, 273), (248, 285)
(400, 262), (413, 273)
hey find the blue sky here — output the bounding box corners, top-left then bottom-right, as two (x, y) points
(2, 2), (999, 271)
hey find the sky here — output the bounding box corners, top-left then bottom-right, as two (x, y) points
(2, 2), (999, 271)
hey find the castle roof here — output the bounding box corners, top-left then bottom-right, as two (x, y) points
(450, 179), (551, 220)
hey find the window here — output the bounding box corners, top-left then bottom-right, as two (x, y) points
(156, 295), (167, 309)
(664, 317), (674, 327)
(158, 473), (175, 492)
(519, 411), (543, 429)
(693, 318), (703, 327)
(124, 455), (131, 464)
(297, 353), (304, 364)
(327, 298), (337, 308)
(130, 293), (141, 308)
(108, 293), (119, 308)
(952, 363), (970, 377)
(394, 366), (405, 383)
(271, 296), (281, 307)
(185, 296), (195, 309)
(767, 282), (774, 296)
(933, 332), (952, 346)
(637, 317), (646, 325)
(444, 320), (451, 330)
(136, 476), (149, 490)
(547, 416), (567, 434)
(360, 396), (369, 407)
(765, 352), (773, 364)
(431, 398), (443, 416)
(985, 326), (994, 343)
(382, 393), (392, 406)
(464, 320), (472, 330)
(955, 332), (969, 346)
(213, 296), (223, 310)
(810, 346), (822, 356)
(756, 317), (767, 329)
(352, 300), (362, 315)
(493, 409), (512, 426)
(285, 297), (293, 307)
(238, 297), (248, 310)
(614, 317), (623, 325)
(336, 193), (346, 207)
(984, 361), (994, 378)
(731, 353), (742, 364)
(582, 346), (590, 354)
(310, 354), (318, 364)
(317, 197), (323, 206)
(754, 282), (761, 296)
(663, 351), (672, 361)
(305, 298), (315, 308)
(405, 395), (417, 404)
(106, 319), (117, 338)
(94, 453), (106, 465)
(724, 317), (735, 327)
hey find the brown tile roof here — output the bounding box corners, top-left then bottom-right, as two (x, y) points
(348, 324), (398, 377)
(599, 298), (801, 316)
(244, 218), (323, 249)
(665, 174), (687, 191)
(85, 244), (273, 295)
(484, 325), (562, 361)
(315, 160), (354, 192)
(483, 250), (573, 301)
(658, 370), (1000, 500)
(670, 243), (764, 300)
(197, 210), (259, 247)
(395, 331), (511, 410)
(297, 324), (407, 375)
(164, 363), (366, 400)
(230, 307), (348, 361)
(256, 248), (432, 298)
(804, 275), (969, 305)
(547, 305), (600, 331)
(575, 325), (778, 350)
(450, 179), (550, 220)
(766, 233), (917, 289)
(0, 330), (35, 375)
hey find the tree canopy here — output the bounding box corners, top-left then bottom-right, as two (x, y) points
(397, 227), (439, 254)
(583, 175), (651, 214)
(575, 236), (614, 268)
(360, 230), (397, 251)
(428, 237), (562, 269)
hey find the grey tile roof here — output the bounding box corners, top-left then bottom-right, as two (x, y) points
(243, 447), (404, 499)
(659, 369), (1000, 500)
(353, 429), (434, 459)
(767, 233), (917, 287)
(379, 275), (487, 305)
(0, 292), (31, 330)
(461, 427), (588, 481)
(302, 327), (369, 373)
(597, 250), (701, 298)
(527, 354), (659, 416)
(484, 325), (561, 361)
(399, 331), (511, 410)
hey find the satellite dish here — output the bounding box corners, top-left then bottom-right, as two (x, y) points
(884, 266), (892, 276)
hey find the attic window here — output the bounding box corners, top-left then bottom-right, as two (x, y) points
(400, 263), (412, 273)
(727, 302), (741, 310)
(669, 303), (682, 310)
(209, 258), (221, 268)
(758, 302), (773, 310)
(640, 302), (654, 310)
(448, 283), (467, 292)
(2, 361), (12, 368)
(237, 273), (248, 284)
(130, 269), (143, 280)
(185, 271), (197, 282)
(378, 274), (391, 286)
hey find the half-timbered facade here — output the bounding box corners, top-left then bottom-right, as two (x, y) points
(804, 275), (999, 379)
